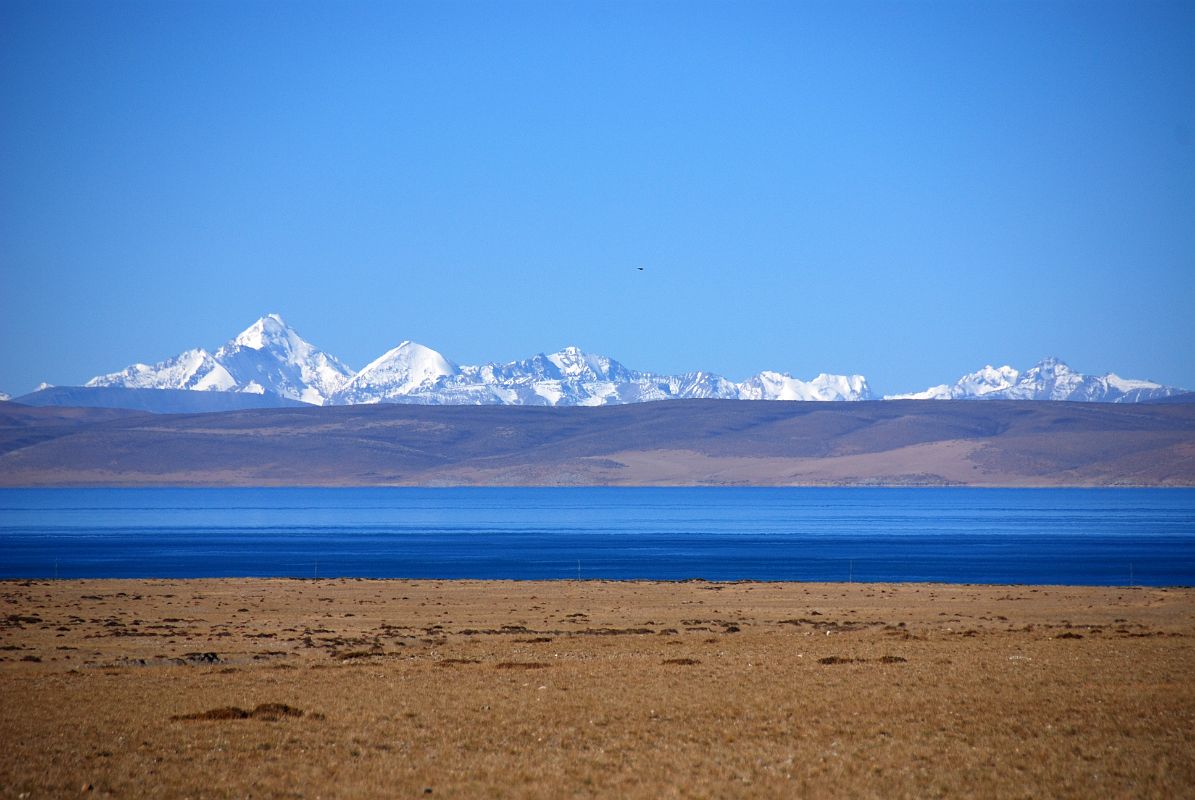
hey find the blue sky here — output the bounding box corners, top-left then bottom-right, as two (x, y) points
(1, 0), (1192, 396)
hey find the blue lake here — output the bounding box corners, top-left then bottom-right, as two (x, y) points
(0, 487), (1193, 585)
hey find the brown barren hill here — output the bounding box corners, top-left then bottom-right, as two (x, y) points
(0, 579), (1192, 798)
(0, 398), (1193, 486)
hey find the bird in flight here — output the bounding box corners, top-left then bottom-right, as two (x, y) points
(637, 267), (644, 271)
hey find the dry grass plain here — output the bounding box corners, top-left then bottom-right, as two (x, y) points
(1, 579), (1192, 798)
(4, 399), (1193, 487)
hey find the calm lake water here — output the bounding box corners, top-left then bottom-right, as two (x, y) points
(1, 488), (1193, 585)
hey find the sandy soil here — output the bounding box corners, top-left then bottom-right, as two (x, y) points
(1, 579), (1192, 798)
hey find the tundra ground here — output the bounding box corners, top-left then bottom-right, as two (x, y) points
(1, 579), (1192, 798)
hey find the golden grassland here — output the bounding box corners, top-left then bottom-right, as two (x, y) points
(1, 579), (1192, 798)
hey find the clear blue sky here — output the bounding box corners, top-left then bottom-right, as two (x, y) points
(2, 0), (1192, 396)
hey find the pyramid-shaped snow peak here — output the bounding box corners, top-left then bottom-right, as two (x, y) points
(328, 341), (459, 405)
(229, 313), (290, 351)
(214, 314), (354, 404)
(86, 315), (353, 404)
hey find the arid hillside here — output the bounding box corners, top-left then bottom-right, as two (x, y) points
(0, 399), (1192, 486)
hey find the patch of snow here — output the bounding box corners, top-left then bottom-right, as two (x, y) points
(531, 382), (565, 405)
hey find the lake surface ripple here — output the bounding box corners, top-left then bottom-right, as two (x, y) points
(1, 488), (1192, 585)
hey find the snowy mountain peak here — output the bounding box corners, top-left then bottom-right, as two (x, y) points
(546, 346), (635, 383)
(87, 316), (352, 404)
(214, 314), (353, 404)
(87, 347), (236, 393)
(811, 373), (873, 400)
(958, 365), (1020, 397)
(230, 313), (290, 350)
(379, 341), (458, 383)
(887, 358), (1183, 403)
(330, 341), (458, 405)
(738, 371), (872, 402)
(1024, 357), (1072, 377)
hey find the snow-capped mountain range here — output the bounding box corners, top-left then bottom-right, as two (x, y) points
(331, 341), (874, 406)
(11, 315), (1185, 408)
(884, 357), (1183, 403)
(79, 314), (874, 406)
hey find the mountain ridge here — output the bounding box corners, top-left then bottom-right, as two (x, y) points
(14, 314), (1187, 409)
(79, 315), (879, 407)
(885, 356), (1183, 403)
